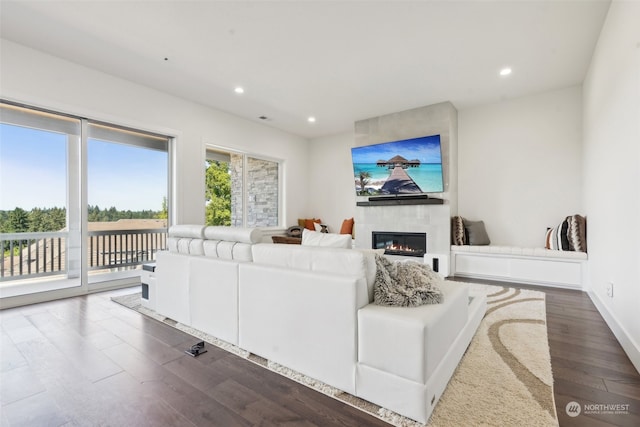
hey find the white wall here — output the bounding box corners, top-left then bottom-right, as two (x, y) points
(307, 131), (356, 232)
(582, 0), (640, 372)
(458, 86), (583, 247)
(0, 39), (309, 226)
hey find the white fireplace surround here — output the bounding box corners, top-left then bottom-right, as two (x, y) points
(352, 102), (457, 276)
(354, 204), (451, 257)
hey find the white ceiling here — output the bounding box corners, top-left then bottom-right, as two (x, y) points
(0, 0), (611, 139)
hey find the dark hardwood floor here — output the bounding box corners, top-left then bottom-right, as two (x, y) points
(1, 281), (638, 426)
(543, 286), (640, 427)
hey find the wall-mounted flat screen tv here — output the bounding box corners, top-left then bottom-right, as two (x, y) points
(351, 134), (444, 196)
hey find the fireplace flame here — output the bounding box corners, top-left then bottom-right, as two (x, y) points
(385, 243), (418, 252)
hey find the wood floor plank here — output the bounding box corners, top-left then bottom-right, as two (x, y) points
(0, 365), (46, 406)
(0, 329), (28, 373)
(66, 370), (193, 427)
(603, 378), (640, 401)
(163, 352), (233, 392)
(1, 390), (70, 427)
(550, 346), (639, 378)
(551, 364), (609, 392)
(209, 378), (318, 427)
(95, 316), (184, 365)
(26, 311), (123, 383)
(101, 341), (169, 383)
(140, 368), (254, 427)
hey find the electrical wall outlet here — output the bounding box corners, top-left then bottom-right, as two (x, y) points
(606, 282), (614, 298)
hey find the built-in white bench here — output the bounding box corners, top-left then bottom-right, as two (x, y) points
(450, 245), (588, 290)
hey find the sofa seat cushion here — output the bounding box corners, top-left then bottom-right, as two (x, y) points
(358, 281), (469, 384)
(451, 245), (587, 260)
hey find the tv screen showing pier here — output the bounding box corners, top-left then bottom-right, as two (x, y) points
(351, 135), (444, 196)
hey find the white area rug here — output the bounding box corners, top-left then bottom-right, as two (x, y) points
(112, 283), (558, 426)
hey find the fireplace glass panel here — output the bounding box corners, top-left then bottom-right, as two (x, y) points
(372, 232), (426, 257)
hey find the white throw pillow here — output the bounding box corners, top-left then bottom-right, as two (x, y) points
(301, 229), (352, 248)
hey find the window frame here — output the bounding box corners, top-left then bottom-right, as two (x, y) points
(205, 144), (283, 229)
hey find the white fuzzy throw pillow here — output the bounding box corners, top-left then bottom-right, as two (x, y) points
(373, 255), (443, 307)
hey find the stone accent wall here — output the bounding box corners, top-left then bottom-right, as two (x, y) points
(229, 153), (243, 226)
(230, 154), (279, 227)
(246, 157), (279, 227)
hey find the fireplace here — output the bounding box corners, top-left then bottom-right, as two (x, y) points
(372, 231), (426, 257)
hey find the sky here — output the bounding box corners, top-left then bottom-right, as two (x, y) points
(351, 135), (442, 164)
(0, 123), (168, 211)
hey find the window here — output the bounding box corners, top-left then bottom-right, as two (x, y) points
(0, 100), (172, 302)
(205, 148), (280, 228)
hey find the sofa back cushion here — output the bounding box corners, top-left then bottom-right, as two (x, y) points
(168, 237), (204, 254)
(168, 224), (206, 239)
(252, 243), (374, 301)
(203, 240), (253, 262)
(167, 225), (206, 255)
(203, 226), (263, 244)
(167, 225), (261, 260)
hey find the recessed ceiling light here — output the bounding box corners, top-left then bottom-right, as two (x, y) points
(499, 67), (512, 77)
(234, 87), (244, 94)
(307, 116), (316, 123)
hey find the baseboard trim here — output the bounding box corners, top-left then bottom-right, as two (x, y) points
(588, 290), (640, 374)
(452, 272), (582, 290)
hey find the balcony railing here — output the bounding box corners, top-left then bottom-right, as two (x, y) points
(1, 228), (167, 281)
(88, 228), (167, 270)
(1, 231), (67, 281)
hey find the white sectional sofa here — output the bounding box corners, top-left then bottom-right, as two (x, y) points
(155, 225), (486, 424)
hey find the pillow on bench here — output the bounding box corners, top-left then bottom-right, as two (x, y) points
(451, 216), (491, 246)
(465, 220), (491, 245)
(545, 214), (587, 253)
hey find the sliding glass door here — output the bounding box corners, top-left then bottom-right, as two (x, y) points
(0, 103), (82, 298)
(86, 123), (169, 284)
(1, 101), (171, 305)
